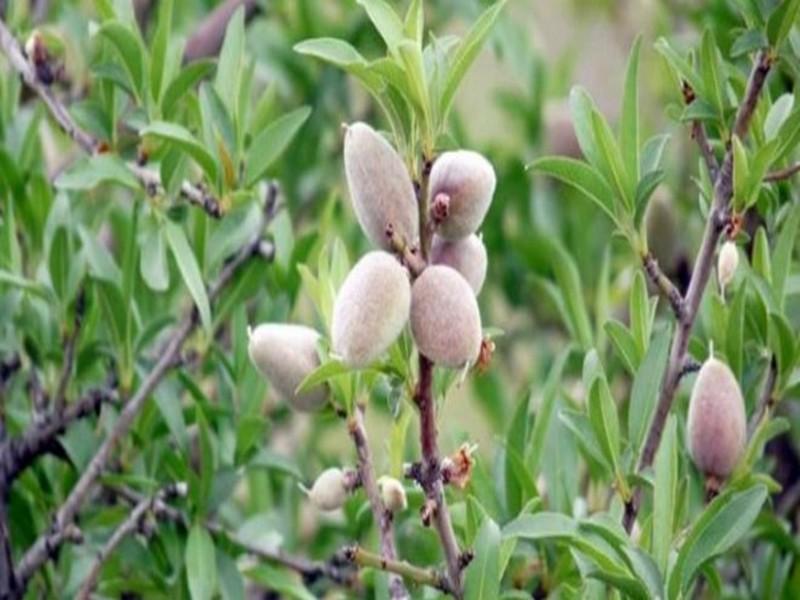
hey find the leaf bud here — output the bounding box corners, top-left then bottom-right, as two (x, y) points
(248, 323), (328, 411)
(410, 265), (482, 368)
(332, 251), (411, 367)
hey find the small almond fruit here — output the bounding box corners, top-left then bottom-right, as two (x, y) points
(378, 476), (407, 513)
(687, 357), (746, 478)
(428, 150), (496, 240)
(308, 467), (349, 511)
(717, 241), (739, 292)
(410, 265), (482, 368)
(332, 251), (411, 367)
(344, 122), (419, 249)
(430, 233), (488, 294)
(248, 324), (327, 411)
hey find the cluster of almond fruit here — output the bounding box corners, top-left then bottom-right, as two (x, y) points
(248, 122), (495, 510)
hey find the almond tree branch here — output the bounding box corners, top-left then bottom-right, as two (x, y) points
(641, 252), (684, 319)
(12, 207), (276, 596)
(348, 404), (409, 600)
(683, 83), (719, 180)
(764, 162), (800, 182)
(75, 482), (187, 600)
(340, 544), (453, 594)
(0, 18), (222, 218)
(624, 49), (774, 533)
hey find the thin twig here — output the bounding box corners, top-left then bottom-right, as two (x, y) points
(624, 49), (774, 534)
(341, 544), (453, 594)
(348, 405), (409, 600)
(683, 83), (719, 180)
(747, 357), (778, 438)
(12, 210), (275, 595)
(764, 162), (800, 182)
(641, 252), (684, 319)
(76, 483), (187, 600)
(0, 18), (223, 218)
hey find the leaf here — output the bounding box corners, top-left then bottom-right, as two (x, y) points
(528, 157), (618, 226)
(465, 517), (501, 600)
(55, 154), (139, 190)
(139, 216), (169, 291)
(526, 349), (571, 475)
(604, 319), (640, 374)
(768, 312), (797, 380)
(186, 524), (217, 600)
(244, 106), (311, 186)
(629, 271), (651, 357)
(700, 29), (725, 121)
(652, 415), (678, 572)
(295, 359), (353, 394)
(620, 36), (642, 183)
(404, 0), (423, 45)
(767, 0), (800, 46)
(588, 376), (620, 475)
(503, 512), (578, 541)
(440, 0), (507, 121)
(732, 135), (749, 210)
(97, 21), (145, 98)
(356, 0), (405, 53)
(545, 237), (594, 349)
(244, 565), (315, 600)
(640, 134), (671, 175)
(726, 280), (747, 379)
(215, 6), (245, 116)
(654, 37), (705, 101)
(772, 202), (800, 308)
(764, 94), (794, 140)
(591, 109), (632, 211)
(164, 221), (211, 333)
(628, 323), (672, 453)
(294, 37), (369, 68)
(149, 0), (173, 105)
(730, 29), (768, 57)
(141, 121), (218, 183)
(669, 484), (768, 597)
(569, 86), (603, 169)
(162, 60), (216, 116)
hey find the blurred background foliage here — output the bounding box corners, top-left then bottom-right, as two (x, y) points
(1, 0), (799, 598)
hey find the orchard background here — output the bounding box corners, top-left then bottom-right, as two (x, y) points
(0, 0), (799, 598)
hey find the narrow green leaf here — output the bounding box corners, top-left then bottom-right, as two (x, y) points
(768, 312), (797, 380)
(588, 376), (621, 473)
(772, 203), (800, 307)
(141, 121), (218, 183)
(186, 524), (217, 600)
(503, 512), (578, 541)
(764, 94), (794, 140)
(244, 106), (311, 186)
(654, 37), (705, 100)
(545, 237), (594, 350)
(526, 349), (571, 475)
(732, 135), (749, 211)
(652, 415), (678, 572)
(97, 21), (145, 98)
(640, 134), (671, 175)
(700, 29), (725, 121)
(753, 226), (772, 284)
(767, 0), (800, 46)
(726, 281), (747, 379)
(620, 36), (642, 183)
(404, 0), (424, 45)
(629, 323), (672, 453)
(55, 154), (139, 191)
(139, 217), (169, 291)
(356, 0), (405, 53)
(529, 156), (619, 227)
(569, 87), (603, 170)
(591, 108), (633, 211)
(164, 221), (211, 333)
(440, 0), (507, 122)
(295, 359), (354, 394)
(294, 37), (369, 67)
(215, 6), (245, 115)
(149, 0), (173, 105)
(604, 319), (640, 375)
(465, 517), (501, 600)
(629, 271), (651, 357)
(161, 60), (216, 116)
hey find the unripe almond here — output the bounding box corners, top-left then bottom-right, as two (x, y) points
(687, 357), (746, 478)
(332, 251), (411, 367)
(430, 233), (488, 295)
(308, 467), (349, 511)
(410, 265), (482, 368)
(344, 122), (419, 249)
(429, 150), (496, 240)
(717, 241), (739, 291)
(248, 323), (327, 411)
(378, 476), (407, 513)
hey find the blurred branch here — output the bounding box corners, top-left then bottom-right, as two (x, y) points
(764, 163), (800, 182)
(641, 252), (684, 319)
(0, 18), (222, 218)
(682, 82), (719, 180)
(75, 482), (187, 600)
(183, 0), (260, 63)
(747, 357), (778, 438)
(340, 545), (453, 595)
(12, 202), (277, 597)
(624, 49), (774, 534)
(348, 405), (409, 600)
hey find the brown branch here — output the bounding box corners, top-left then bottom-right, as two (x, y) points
(641, 252), (684, 319)
(183, 0), (260, 63)
(0, 18), (222, 218)
(764, 162), (800, 182)
(414, 356), (463, 597)
(691, 120), (719, 181)
(75, 482), (187, 600)
(348, 405), (409, 600)
(747, 357), (778, 438)
(340, 545), (453, 594)
(624, 49), (774, 533)
(12, 206), (275, 596)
